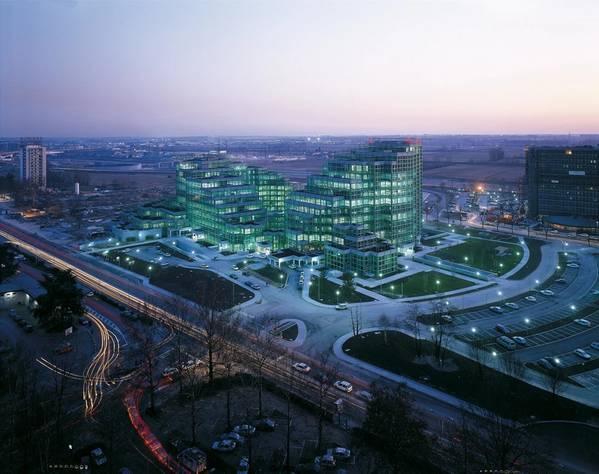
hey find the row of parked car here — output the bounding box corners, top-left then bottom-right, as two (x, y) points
(538, 342), (599, 369)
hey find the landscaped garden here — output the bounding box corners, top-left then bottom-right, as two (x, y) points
(507, 238), (545, 280)
(377, 271), (474, 298)
(254, 265), (288, 287)
(309, 276), (373, 305)
(342, 330), (594, 421)
(428, 237), (524, 275)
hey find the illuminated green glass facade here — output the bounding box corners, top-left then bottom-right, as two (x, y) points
(286, 140), (422, 252)
(177, 154), (291, 251)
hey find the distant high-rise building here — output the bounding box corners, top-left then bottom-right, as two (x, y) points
(526, 146), (599, 231)
(19, 144), (47, 189)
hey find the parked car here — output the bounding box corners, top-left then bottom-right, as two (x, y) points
(54, 343), (73, 354)
(333, 380), (353, 393)
(525, 295), (537, 302)
(292, 362), (311, 373)
(90, 448), (107, 466)
(538, 358), (553, 370)
(440, 314), (453, 323)
(211, 439), (236, 452)
(490, 306), (504, 314)
(200, 263), (210, 269)
(555, 278), (567, 284)
(356, 390), (373, 402)
(335, 303), (348, 311)
(233, 424), (256, 436)
(590, 342), (599, 351)
(255, 417), (276, 431)
(232, 265), (240, 271)
(505, 302), (519, 310)
(332, 447), (351, 460)
(496, 336), (516, 350)
(566, 263), (580, 268)
(222, 432), (245, 445)
(540, 289), (554, 296)
(229, 273), (239, 280)
(512, 336), (527, 345)
(314, 453), (336, 468)
(495, 324), (509, 334)
(87, 291), (95, 297)
(574, 319), (591, 327)
(574, 349), (591, 360)
(250, 283), (261, 290)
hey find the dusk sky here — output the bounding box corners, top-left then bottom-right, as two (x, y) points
(1, 0), (598, 137)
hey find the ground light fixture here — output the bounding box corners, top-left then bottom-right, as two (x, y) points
(524, 318), (530, 324)
(554, 358), (561, 364)
(570, 305), (576, 310)
(471, 327), (477, 333)
(430, 327), (435, 332)
(492, 351), (497, 357)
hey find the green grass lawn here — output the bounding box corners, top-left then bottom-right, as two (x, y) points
(429, 237), (523, 275)
(254, 265), (288, 287)
(103, 250), (252, 309)
(309, 276), (373, 304)
(507, 238), (546, 280)
(428, 224), (520, 243)
(378, 271), (474, 298)
(342, 330), (593, 421)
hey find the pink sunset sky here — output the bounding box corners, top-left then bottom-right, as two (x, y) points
(1, 0), (598, 137)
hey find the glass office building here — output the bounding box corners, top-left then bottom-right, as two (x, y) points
(177, 153), (291, 252)
(286, 140), (423, 252)
(526, 146), (599, 231)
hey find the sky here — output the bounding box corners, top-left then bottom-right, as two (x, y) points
(1, 0), (599, 137)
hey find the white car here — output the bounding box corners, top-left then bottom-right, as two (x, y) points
(489, 306), (504, 314)
(574, 319), (591, 327)
(574, 349), (591, 360)
(505, 302), (519, 310)
(441, 314), (453, 323)
(333, 447), (351, 460)
(90, 448), (107, 466)
(233, 424), (256, 436)
(566, 263), (580, 268)
(335, 303), (348, 310)
(334, 380), (353, 393)
(525, 295), (537, 302)
(292, 362), (311, 373)
(513, 336), (527, 345)
(540, 289), (554, 296)
(591, 342), (599, 351)
(200, 263), (210, 269)
(592, 290), (599, 296)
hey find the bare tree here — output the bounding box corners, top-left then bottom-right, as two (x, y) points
(541, 366), (565, 401)
(315, 351), (339, 451)
(406, 304), (424, 357)
(349, 306), (363, 337)
(468, 338), (488, 381)
(378, 313), (391, 345)
(248, 326), (278, 418)
(185, 366), (204, 445)
(138, 324), (158, 414)
(429, 323), (449, 368)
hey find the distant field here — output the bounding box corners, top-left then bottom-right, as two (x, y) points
(424, 163), (523, 184)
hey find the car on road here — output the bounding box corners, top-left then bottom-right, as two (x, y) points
(525, 295), (537, 302)
(495, 324), (509, 334)
(54, 342), (73, 354)
(505, 302), (519, 310)
(222, 432), (245, 445)
(87, 291), (95, 297)
(356, 390), (374, 402)
(334, 380), (353, 393)
(335, 303), (348, 310)
(250, 283), (261, 290)
(574, 349), (592, 360)
(292, 362), (311, 373)
(255, 417), (276, 431)
(200, 263), (210, 269)
(566, 263), (580, 268)
(233, 424), (256, 436)
(90, 448), (107, 466)
(490, 306), (504, 314)
(540, 289), (554, 296)
(211, 439), (236, 452)
(232, 265), (239, 271)
(574, 319), (591, 327)
(512, 336), (527, 345)
(591, 342), (599, 351)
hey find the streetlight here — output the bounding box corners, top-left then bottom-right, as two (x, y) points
(524, 318), (530, 324)
(336, 290), (340, 304)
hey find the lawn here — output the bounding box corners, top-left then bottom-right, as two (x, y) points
(254, 265), (288, 287)
(430, 224), (519, 243)
(378, 271), (474, 298)
(103, 251), (252, 309)
(428, 238), (523, 275)
(309, 276), (374, 304)
(342, 330), (594, 421)
(507, 238), (545, 280)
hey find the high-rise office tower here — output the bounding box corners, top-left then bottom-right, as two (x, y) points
(286, 140), (423, 252)
(526, 146), (599, 231)
(19, 144), (47, 189)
